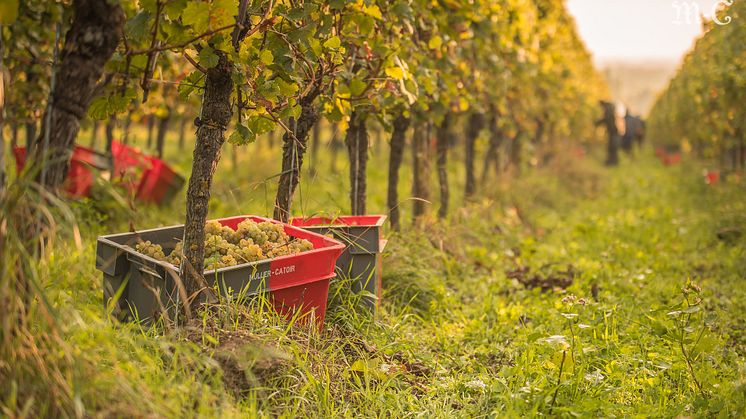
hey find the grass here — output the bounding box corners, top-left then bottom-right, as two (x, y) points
(2, 130), (746, 417)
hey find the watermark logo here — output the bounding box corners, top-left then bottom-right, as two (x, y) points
(673, 0), (734, 25)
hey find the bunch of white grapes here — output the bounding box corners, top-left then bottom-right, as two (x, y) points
(135, 240), (166, 260)
(134, 219), (313, 271)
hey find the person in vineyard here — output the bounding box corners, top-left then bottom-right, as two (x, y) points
(622, 110), (645, 154)
(596, 100), (625, 166)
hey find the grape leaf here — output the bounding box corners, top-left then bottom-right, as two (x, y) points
(198, 47), (219, 69)
(323, 36), (341, 50)
(182, 1), (210, 34)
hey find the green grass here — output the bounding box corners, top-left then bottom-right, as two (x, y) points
(3, 133), (746, 417)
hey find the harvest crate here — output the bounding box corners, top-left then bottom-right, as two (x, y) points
(111, 140), (149, 194)
(111, 141), (185, 205)
(96, 215), (345, 328)
(135, 156), (185, 205)
(13, 145), (110, 197)
(290, 215), (387, 312)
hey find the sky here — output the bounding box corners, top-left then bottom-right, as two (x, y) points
(565, 0), (724, 64)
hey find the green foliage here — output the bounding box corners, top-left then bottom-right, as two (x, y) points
(648, 1), (746, 162)
(4, 146), (746, 416)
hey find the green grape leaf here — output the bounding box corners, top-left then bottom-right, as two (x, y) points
(124, 11), (152, 43)
(246, 115), (275, 136)
(182, 1), (210, 34)
(259, 50), (274, 65)
(323, 36), (341, 50)
(0, 0), (19, 24)
(276, 79), (299, 97)
(362, 4), (382, 20)
(88, 97), (110, 121)
(164, 0), (187, 20)
(349, 77), (367, 96)
(198, 47), (220, 69)
(228, 123), (254, 145)
(428, 36), (443, 50)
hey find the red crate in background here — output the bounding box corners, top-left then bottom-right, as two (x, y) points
(111, 140), (149, 193)
(13, 141), (185, 204)
(13, 145), (109, 197)
(704, 170), (720, 185)
(663, 153), (681, 166)
(135, 156), (186, 205)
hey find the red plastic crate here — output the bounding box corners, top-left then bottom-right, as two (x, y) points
(111, 140), (149, 193)
(135, 156), (185, 205)
(663, 153), (681, 166)
(13, 145), (109, 197)
(97, 215), (345, 328)
(704, 170), (720, 185)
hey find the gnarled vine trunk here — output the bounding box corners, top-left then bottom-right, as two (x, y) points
(464, 112), (484, 200)
(345, 110), (369, 215)
(89, 120), (99, 148)
(309, 118), (320, 176)
(509, 131), (523, 176)
(178, 117), (187, 150)
(273, 100), (319, 222)
(33, 0), (125, 191)
(386, 113), (410, 230)
(436, 115), (451, 219)
(146, 116), (155, 149)
(156, 107), (171, 159)
(481, 113), (502, 184)
(180, 51), (233, 306)
(412, 120), (430, 223)
(105, 115), (115, 169)
(329, 123), (340, 173)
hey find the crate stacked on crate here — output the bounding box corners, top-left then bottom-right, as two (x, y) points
(96, 216), (344, 328)
(290, 215), (387, 312)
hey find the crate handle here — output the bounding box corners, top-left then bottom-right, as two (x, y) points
(137, 264), (163, 281)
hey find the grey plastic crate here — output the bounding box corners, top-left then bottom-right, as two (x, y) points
(97, 215), (344, 323)
(290, 216), (387, 311)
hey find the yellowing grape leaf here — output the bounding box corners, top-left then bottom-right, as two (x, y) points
(259, 50), (274, 65)
(0, 0), (19, 24)
(182, 2), (210, 34)
(323, 36), (341, 50)
(362, 5), (382, 20)
(385, 66), (404, 80)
